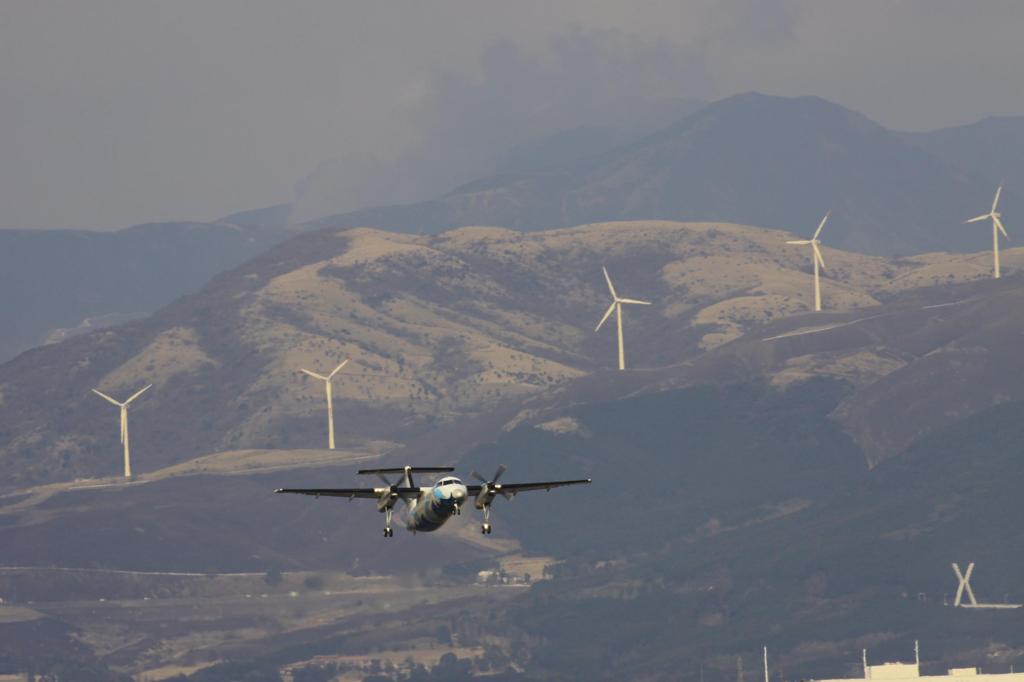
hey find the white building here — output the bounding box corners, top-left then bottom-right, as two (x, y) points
(815, 652), (1024, 682)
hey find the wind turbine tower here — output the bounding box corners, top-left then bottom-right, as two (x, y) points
(595, 266), (652, 370)
(965, 185), (1010, 279)
(300, 359), (349, 450)
(787, 211), (830, 311)
(92, 384), (152, 478)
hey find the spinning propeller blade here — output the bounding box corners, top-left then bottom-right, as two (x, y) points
(473, 464), (508, 508)
(376, 475), (398, 511)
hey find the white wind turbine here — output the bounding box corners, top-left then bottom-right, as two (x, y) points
(965, 184), (1010, 279)
(300, 359), (349, 450)
(786, 211), (830, 312)
(92, 384), (152, 479)
(595, 266), (651, 371)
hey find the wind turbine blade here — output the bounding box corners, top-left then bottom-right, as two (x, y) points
(619, 298), (652, 305)
(965, 215), (989, 224)
(786, 240), (812, 245)
(328, 359), (350, 379)
(602, 266), (618, 299)
(812, 211), (831, 240)
(992, 185), (1003, 213)
(995, 215), (1009, 238)
(125, 384), (152, 405)
(300, 369), (328, 381)
(92, 389), (123, 407)
(813, 242), (826, 270)
(595, 301), (616, 331)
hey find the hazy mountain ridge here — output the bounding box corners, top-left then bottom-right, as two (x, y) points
(0, 221), (289, 364)
(902, 115), (1024, 199)
(307, 93), (1021, 258)
(6, 92), (1020, 369)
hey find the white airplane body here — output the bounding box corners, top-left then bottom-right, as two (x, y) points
(276, 465), (590, 537)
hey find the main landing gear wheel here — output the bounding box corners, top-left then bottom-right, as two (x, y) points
(480, 504), (493, 534)
(384, 527), (393, 538)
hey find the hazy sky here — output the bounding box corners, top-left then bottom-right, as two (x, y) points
(2, 1), (1023, 230)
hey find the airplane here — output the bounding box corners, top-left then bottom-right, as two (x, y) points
(275, 465), (591, 537)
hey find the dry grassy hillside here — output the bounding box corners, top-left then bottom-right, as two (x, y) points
(1, 220), (1020, 485)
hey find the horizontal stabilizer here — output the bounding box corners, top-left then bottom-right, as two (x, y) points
(357, 467), (455, 475)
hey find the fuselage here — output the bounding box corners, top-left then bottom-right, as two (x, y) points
(405, 477), (468, 532)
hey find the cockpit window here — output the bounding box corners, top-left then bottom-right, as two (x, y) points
(437, 478), (461, 486)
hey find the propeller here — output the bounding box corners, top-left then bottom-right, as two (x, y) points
(472, 464), (508, 509)
(376, 474), (399, 512)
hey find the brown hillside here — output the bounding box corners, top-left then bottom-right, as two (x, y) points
(0, 220), (1018, 486)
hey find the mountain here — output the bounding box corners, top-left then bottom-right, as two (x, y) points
(5, 339), (1024, 678)
(217, 203), (293, 228)
(0, 222), (289, 364)
(902, 115), (1024, 201)
(12, 93), (1013, 369)
(491, 125), (636, 175)
(452, 378), (1024, 680)
(4, 220), (1024, 678)
(280, 96), (706, 227)
(3, 219), (1019, 488)
(308, 93), (1012, 258)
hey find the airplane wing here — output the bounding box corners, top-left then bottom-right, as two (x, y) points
(466, 479), (591, 497)
(274, 487), (422, 499)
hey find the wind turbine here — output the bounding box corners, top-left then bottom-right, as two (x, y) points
(595, 266), (651, 370)
(786, 211), (830, 311)
(299, 359), (349, 450)
(92, 384), (151, 478)
(965, 185), (1010, 279)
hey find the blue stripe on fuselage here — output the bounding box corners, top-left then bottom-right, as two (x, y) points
(406, 483), (467, 532)
(407, 497), (455, 532)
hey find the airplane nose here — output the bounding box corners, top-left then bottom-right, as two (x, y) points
(453, 486), (467, 500)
